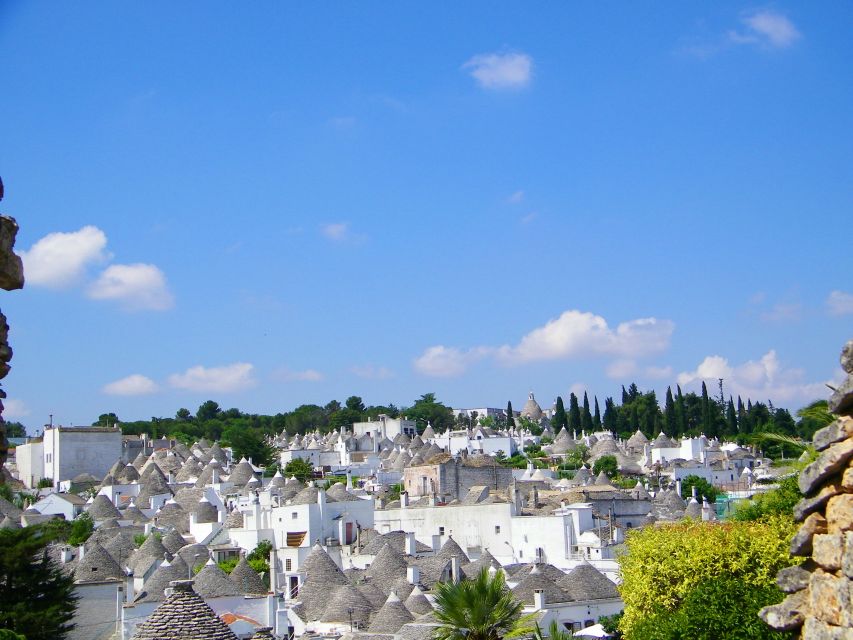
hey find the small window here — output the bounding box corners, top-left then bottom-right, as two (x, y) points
(292, 512), (298, 519)
(494, 525), (501, 534)
(285, 558), (292, 571)
(438, 526), (445, 536)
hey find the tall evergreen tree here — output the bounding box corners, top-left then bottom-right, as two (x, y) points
(506, 401), (515, 428)
(621, 385), (629, 405)
(0, 526), (78, 639)
(568, 393), (581, 433)
(552, 397), (567, 431)
(701, 381), (712, 436)
(581, 392), (593, 432)
(675, 385), (687, 436)
(603, 397), (617, 431)
(664, 386), (677, 436)
(593, 396), (602, 430)
(725, 397), (738, 437)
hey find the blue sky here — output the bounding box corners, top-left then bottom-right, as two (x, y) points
(1, 2), (851, 428)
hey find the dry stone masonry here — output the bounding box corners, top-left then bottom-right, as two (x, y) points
(760, 339), (853, 639)
(0, 177), (25, 483)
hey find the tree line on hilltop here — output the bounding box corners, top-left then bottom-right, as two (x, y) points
(70, 383), (823, 466)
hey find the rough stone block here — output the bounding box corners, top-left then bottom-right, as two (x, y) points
(844, 532), (853, 579)
(802, 618), (853, 640)
(809, 570), (853, 627)
(758, 589), (808, 631)
(777, 564), (812, 593)
(800, 438), (853, 496)
(814, 417), (853, 451)
(827, 494), (853, 534)
(844, 467), (853, 491)
(795, 481), (843, 522)
(813, 533), (844, 571)
(829, 374), (853, 416)
(792, 513), (828, 556)
(842, 340), (853, 375)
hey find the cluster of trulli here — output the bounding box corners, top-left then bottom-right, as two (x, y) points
(49, 438), (272, 606)
(760, 339), (853, 638)
(294, 532), (618, 637)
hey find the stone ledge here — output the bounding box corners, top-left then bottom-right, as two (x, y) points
(799, 439), (853, 497)
(758, 589), (808, 631)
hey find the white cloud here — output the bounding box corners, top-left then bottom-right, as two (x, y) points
(569, 383), (588, 398)
(275, 367), (324, 382)
(413, 346), (487, 378)
(606, 360), (637, 379)
(677, 350), (831, 405)
(20, 225), (110, 287)
(414, 310), (674, 377)
(102, 374), (159, 396)
(320, 222), (366, 244)
(729, 11), (800, 48)
(498, 311), (674, 364)
(507, 190), (525, 204)
(463, 52), (532, 90)
(351, 364), (394, 380)
(827, 290), (853, 316)
(520, 212), (538, 224)
(645, 365), (674, 379)
(760, 302), (802, 323)
(168, 362), (256, 393)
(87, 263), (174, 311)
(3, 398), (30, 419)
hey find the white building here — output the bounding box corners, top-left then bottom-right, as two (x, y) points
(14, 426), (122, 488)
(352, 415), (417, 439)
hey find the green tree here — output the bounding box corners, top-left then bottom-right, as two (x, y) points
(433, 567), (531, 640)
(664, 387), (676, 436)
(593, 396), (602, 430)
(247, 540), (272, 579)
(404, 393), (454, 433)
(196, 400), (222, 422)
(67, 513), (94, 546)
(617, 516), (798, 638)
(95, 412), (119, 428)
(568, 393), (581, 433)
(592, 455), (618, 478)
(551, 397), (567, 431)
(506, 401), (515, 428)
(679, 475), (719, 504)
(581, 392), (594, 433)
(175, 408), (193, 421)
(224, 428), (274, 466)
(733, 475), (801, 522)
(284, 458), (314, 482)
(0, 526), (78, 640)
(4, 422), (26, 438)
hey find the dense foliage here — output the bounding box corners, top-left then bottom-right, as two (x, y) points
(617, 517), (799, 639)
(678, 475), (719, 503)
(592, 454), (618, 478)
(732, 475), (801, 522)
(0, 526), (78, 640)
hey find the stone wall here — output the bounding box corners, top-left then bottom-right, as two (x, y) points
(760, 340), (853, 639)
(0, 177), (26, 483)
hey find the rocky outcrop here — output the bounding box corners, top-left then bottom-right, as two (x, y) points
(0, 177), (25, 482)
(760, 339), (853, 638)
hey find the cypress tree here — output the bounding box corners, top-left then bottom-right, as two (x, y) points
(506, 401), (515, 428)
(726, 397), (738, 437)
(675, 385), (687, 436)
(568, 393), (581, 433)
(593, 396), (602, 429)
(552, 396), (567, 431)
(603, 397), (617, 431)
(664, 386), (676, 436)
(621, 385), (629, 405)
(581, 392), (593, 432)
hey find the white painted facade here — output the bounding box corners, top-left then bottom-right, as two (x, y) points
(40, 426), (122, 486)
(352, 415), (416, 439)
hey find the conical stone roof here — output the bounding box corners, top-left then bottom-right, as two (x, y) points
(368, 591), (414, 633)
(436, 536), (468, 563)
(558, 561), (619, 600)
(136, 557), (184, 602)
(193, 559), (241, 598)
(403, 585), (432, 615)
(75, 541), (125, 583)
(228, 557), (266, 595)
(87, 494), (122, 520)
(130, 533), (170, 573)
(161, 528), (187, 555)
(297, 544), (349, 619)
(131, 580), (238, 640)
(227, 459), (256, 487)
(511, 565), (569, 605)
(320, 583), (374, 627)
(365, 543), (408, 582)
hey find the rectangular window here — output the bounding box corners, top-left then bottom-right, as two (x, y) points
(292, 512), (298, 519)
(285, 559), (292, 571)
(438, 526), (445, 536)
(494, 525), (501, 534)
